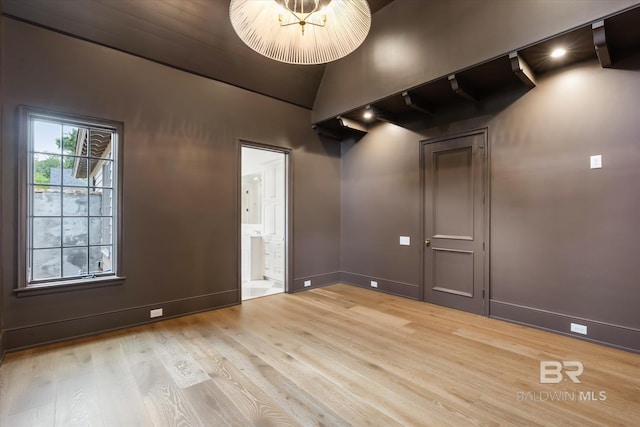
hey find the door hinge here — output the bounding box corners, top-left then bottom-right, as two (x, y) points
(483, 289), (486, 298)
(483, 192), (485, 204)
(483, 242), (485, 251)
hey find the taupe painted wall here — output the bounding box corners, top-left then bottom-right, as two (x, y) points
(341, 126), (422, 298)
(0, 18), (341, 350)
(313, 0), (640, 122)
(0, 10), (4, 362)
(488, 61), (640, 349)
(341, 59), (640, 352)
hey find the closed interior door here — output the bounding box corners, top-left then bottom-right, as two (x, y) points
(423, 131), (487, 315)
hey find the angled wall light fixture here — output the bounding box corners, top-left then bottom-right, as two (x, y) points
(229, 0), (371, 65)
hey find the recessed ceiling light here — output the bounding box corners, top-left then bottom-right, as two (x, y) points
(551, 48), (567, 58)
(363, 110), (373, 120)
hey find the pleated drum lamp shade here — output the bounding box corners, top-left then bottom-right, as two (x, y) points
(229, 0), (371, 65)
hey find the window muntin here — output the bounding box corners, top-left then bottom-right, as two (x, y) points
(23, 110), (121, 288)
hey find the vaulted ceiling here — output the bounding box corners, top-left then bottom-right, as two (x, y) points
(2, 0), (395, 109)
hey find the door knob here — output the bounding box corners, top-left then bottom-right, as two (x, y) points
(425, 239), (431, 247)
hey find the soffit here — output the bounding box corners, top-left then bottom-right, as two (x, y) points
(314, 5), (640, 137)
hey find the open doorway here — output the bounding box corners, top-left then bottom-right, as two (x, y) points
(240, 144), (288, 300)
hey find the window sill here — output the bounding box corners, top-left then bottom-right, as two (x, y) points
(14, 276), (126, 297)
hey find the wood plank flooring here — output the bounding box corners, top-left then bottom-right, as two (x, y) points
(1, 283), (639, 426)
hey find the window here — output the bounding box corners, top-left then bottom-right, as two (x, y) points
(18, 107), (123, 290)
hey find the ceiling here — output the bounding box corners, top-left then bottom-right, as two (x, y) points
(4, 1), (638, 118)
(2, 0), (395, 109)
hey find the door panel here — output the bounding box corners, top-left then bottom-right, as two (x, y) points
(423, 131), (486, 315)
(433, 248), (474, 297)
(434, 147), (474, 239)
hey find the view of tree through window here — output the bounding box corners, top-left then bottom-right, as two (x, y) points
(34, 127), (78, 186)
(27, 114), (119, 286)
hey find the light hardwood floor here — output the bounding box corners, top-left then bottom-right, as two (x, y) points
(1, 284), (639, 426)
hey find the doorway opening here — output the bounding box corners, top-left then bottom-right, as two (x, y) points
(240, 145), (289, 300)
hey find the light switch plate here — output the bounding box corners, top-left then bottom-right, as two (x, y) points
(399, 236), (410, 246)
(590, 155), (602, 169)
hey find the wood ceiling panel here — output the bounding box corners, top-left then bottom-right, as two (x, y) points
(3, 0), (396, 109)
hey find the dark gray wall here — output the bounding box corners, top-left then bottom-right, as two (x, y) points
(0, 18), (341, 351)
(341, 125), (422, 298)
(341, 59), (640, 352)
(0, 9), (4, 363)
(313, 0), (640, 122)
(292, 138), (342, 287)
(487, 61), (640, 350)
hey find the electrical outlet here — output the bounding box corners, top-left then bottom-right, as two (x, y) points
(150, 308), (163, 318)
(590, 155), (602, 169)
(304, 280), (311, 287)
(370, 281), (378, 288)
(570, 322), (587, 335)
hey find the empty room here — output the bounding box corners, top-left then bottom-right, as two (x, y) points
(1, 0), (639, 425)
